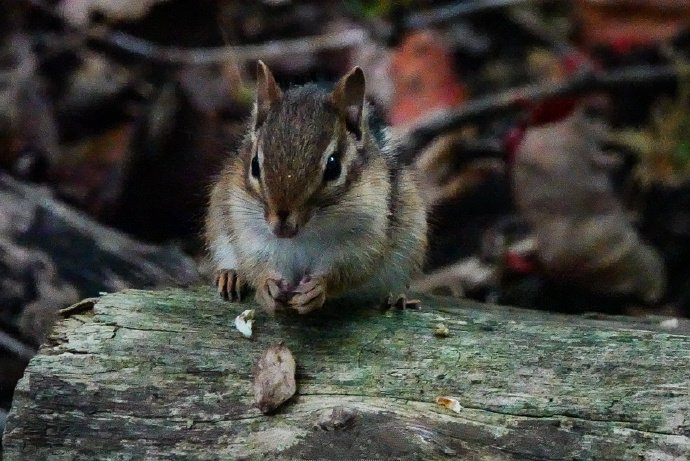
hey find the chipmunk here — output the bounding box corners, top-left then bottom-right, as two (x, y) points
(205, 61), (427, 314)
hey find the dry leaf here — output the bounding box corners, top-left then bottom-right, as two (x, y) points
(513, 111), (666, 302)
(574, 0), (690, 52)
(60, 0), (170, 25)
(253, 343), (296, 415)
(390, 30), (467, 126)
(412, 256), (496, 297)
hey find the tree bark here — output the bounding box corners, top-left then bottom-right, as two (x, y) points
(3, 288), (690, 460)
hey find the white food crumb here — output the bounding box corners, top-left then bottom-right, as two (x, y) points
(235, 309), (255, 338)
(436, 396), (463, 413)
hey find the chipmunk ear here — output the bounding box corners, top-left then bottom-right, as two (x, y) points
(331, 67), (365, 140)
(254, 60), (283, 130)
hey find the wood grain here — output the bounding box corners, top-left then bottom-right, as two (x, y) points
(3, 288), (689, 460)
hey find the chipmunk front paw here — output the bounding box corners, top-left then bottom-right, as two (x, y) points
(288, 276), (326, 315)
(215, 269), (247, 302)
(256, 276), (292, 313)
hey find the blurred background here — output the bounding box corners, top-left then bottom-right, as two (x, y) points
(2, 0), (690, 442)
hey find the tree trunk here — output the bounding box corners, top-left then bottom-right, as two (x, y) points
(3, 288), (689, 460)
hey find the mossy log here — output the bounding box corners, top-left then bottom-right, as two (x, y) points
(3, 288), (690, 460)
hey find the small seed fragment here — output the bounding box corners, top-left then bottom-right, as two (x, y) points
(434, 323), (450, 337)
(235, 309), (255, 338)
(436, 396), (463, 413)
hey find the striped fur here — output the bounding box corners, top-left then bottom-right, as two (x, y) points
(205, 65), (427, 309)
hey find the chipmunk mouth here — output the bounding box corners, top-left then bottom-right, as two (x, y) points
(272, 221), (298, 238)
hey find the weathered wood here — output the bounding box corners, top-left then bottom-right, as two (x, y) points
(0, 173), (203, 426)
(3, 288), (690, 460)
(0, 171), (201, 345)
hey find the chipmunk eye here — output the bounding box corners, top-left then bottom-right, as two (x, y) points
(323, 154), (341, 182)
(251, 155), (260, 179)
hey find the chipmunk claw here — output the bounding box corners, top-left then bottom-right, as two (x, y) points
(215, 269), (246, 302)
(288, 277), (326, 314)
(384, 293), (422, 310)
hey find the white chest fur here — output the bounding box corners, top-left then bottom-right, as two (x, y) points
(230, 204), (387, 286)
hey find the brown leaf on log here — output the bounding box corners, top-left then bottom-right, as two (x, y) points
(253, 343), (297, 415)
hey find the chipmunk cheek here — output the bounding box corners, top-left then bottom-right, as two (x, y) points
(297, 208), (313, 228)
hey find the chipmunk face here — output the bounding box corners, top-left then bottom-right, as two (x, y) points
(244, 62), (370, 239)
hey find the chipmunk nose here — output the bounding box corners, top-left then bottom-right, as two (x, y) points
(268, 209), (298, 238)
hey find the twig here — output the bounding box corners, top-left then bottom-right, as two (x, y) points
(506, 6), (580, 56)
(25, 0), (368, 65)
(93, 27), (368, 65)
(59, 297), (98, 318)
(0, 330), (36, 362)
(405, 0), (545, 29)
(398, 64), (681, 162)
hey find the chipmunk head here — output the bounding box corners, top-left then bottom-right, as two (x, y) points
(244, 61), (375, 239)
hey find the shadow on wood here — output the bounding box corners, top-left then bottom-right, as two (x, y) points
(3, 288), (689, 459)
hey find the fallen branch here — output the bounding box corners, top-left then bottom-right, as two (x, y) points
(25, 0), (368, 65)
(405, 0), (542, 29)
(93, 27), (368, 65)
(3, 288), (689, 459)
(0, 330), (35, 362)
(398, 64), (681, 162)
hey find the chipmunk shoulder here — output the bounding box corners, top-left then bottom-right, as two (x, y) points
(205, 61), (427, 314)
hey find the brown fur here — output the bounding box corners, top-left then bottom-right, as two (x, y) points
(205, 63), (427, 313)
